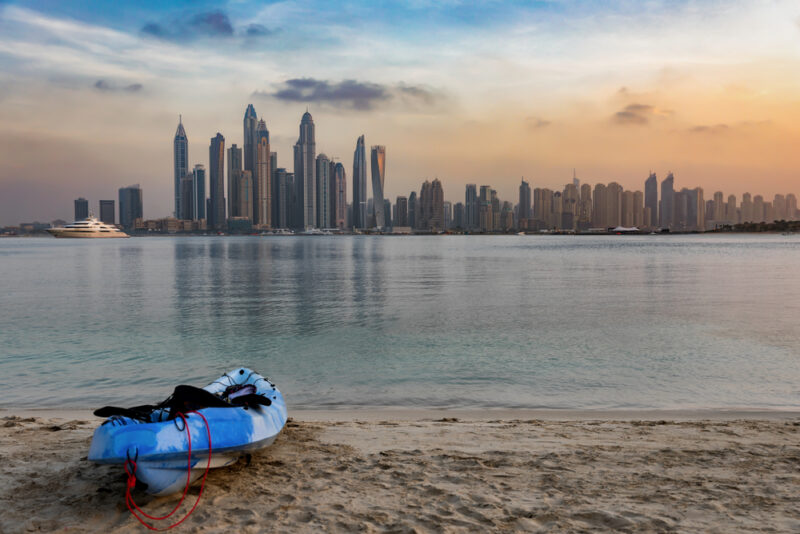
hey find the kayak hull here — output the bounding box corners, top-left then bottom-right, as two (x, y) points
(88, 368), (287, 495)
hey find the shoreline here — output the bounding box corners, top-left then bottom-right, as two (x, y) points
(3, 406), (798, 422)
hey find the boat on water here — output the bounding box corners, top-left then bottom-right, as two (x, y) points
(88, 367), (287, 495)
(46, 216), (129, 238)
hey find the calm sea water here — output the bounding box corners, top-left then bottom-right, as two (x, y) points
(1, 235), (799, 410)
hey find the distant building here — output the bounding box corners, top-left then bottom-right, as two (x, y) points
(174, 117), (188, 218)
(660, 173), (675, 229)
(645, 172), (658, 227)
(418, 179), (444, 231)
(352, 135), (367, 229)
(518, 179), (531, 223)
(227, 144), (243, 219)
(74, 197), (89, 220)
(333, 163), (347, 230)
(408, 191), (417, 229)
(294, 111), (316, 229)
(243, 104), (258, 210)
(395, 196), (408, 227)
(256, 119), (271, 228)
(371, 145), (386, 228)
(274, 168), (288, 228)
(465, 184), (478, 230)
(316, 154), (331, 227)
(239, 170), (253, 221)
(118, 185), (143, 229)
(209, 133), (225, 229)
(192, 164), (206, 221)
(479, 185), (493, 231)
(453, 202), (465, 229)
(443, 201), (452, 229)
(99, 200), (115, 224)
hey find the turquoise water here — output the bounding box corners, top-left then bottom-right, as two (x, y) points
(1, 235), (799, 410)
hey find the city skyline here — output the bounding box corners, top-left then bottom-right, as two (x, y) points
(2, 1), (800, 226)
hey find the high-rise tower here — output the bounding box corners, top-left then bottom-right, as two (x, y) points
(518, 179), (531, 222)
(243, 104), (258, 220)
(333, 163), (347, 230)
(660, 172), (675, 229)
(645, 172), (658, 227)
(173, 117), (188, 218)
(209, 133), (225, 229)
(352, 135), (367, 229)
(227, 144), (242, 218)
(370, 145), (386, 228)
(256, 118), (271, 227)
(294, 111), (316, 229)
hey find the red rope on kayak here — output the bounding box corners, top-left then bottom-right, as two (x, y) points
(123, 411), (212, 531)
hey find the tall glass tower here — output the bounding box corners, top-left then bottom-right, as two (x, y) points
(243, 104), (258, 218)
(370, 145), (386, 228)
(209, 133), (225, 229)
(173, 117), (188, 218)
(256, 119), (271, 227)
(645, 172), (658, 227)
(294, 111), (316, 229)
(352, 135), (367, 229)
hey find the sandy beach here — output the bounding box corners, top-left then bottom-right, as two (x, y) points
(1, 409), (799, 533)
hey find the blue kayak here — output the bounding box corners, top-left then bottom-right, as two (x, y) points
(88, 368), (287, 495)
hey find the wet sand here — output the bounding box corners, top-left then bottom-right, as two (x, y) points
(1, 410), (799, 533)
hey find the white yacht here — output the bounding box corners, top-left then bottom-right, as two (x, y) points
(47, 217), (129, 238)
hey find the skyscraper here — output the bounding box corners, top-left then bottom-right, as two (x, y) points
(227, 144), (243, 219)
(209, 133), (225, 229)
(395, 196), (408, 227)
(316, 153), (331, 228)
(294, 111), (316, 229)
(274, 168), (288, 228)
(645, 172), (658, 227)
(465, 184), (478, 229)
(333, 163), (347, 230)
(99, 200), (115, 224)
(370, 145), (386, 228)
(408, 191), (417, 229)
(243, 104), (258, 191)
(74, 197), (89, 220)
(352, 135), (367, 229)
(118, 185), (143, 230)
(443, 201), (452, 229)
(192, 164), (206, 221)
(239, 170), (253, 221)
(660, 173), (675, 229)
(173, 117), (188, 218)
(518, 179), (531, 222)
(256, 119), (271, 227)
(270, 151), (278, 228)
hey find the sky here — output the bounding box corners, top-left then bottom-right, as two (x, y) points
(1, 0), (800, 224)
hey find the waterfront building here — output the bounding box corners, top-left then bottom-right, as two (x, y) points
(479, 185), (493, 231)
(592, 184), (607, 227)
(209, 133), (225, 229)
(99, 200), (115, 224)
(787, 194), (798, 220)
(192, 164), (206, 221)
(274, 168), (288, 228)
(453, 202), (465, 229)
(270, 152), (278, 227)
(552, 191), (563, 229)
(660, 173), (675, 229)
(256, 119), (271, 228)
(285, 172), (297, 229)
(239, 170), (253, 221)
(395, 196), (408, 227)
(533, 188), (552, 229)
(741, 193), (753, 223)
(180, 175), (193, 220)
(501, 201), (514, 231)
(316, 154), (331, 227)
(753, 195), (765, 223)
(674, 189), (689, 229)
(333, 163), (347, 230)
(173, 117), (188, 218)
(713, 191), (725, 223)
(774, 194), (786, 220)
(518, 179), (531, 223)
(292, 111), (316, 229)
(621, 190), (635, 227)
(633, 190), (644, 228)
(352, 135), (367, 229)
(443, 201), (452, 229)
(243, 104), (258, 202)
(727, 195), (738, 224)
(689, 187), (704, 230)
(118, 185), (143, 230)
(465, 184), (479, 230)
(578, 183), (593, 230)
(606, 182), (622, 228)
(645, 172), (658, 227)
(408, 191), (417, 229)
(417, 179), (444, 231)
(370, 146), (386, 228)
(384, 199), (392, 229)
(74, 197), (89, 220)
(227, 145), (243, 219)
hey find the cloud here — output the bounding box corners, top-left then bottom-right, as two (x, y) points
(526, 117), (551, 129)
(141, 10), (234, 42)
(257, 78), (442, 111)
(612, 103), (672, 125)
(93, 80), (143, 93)
(688, 124), (730, 134)
(245, 24), (275, 38)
